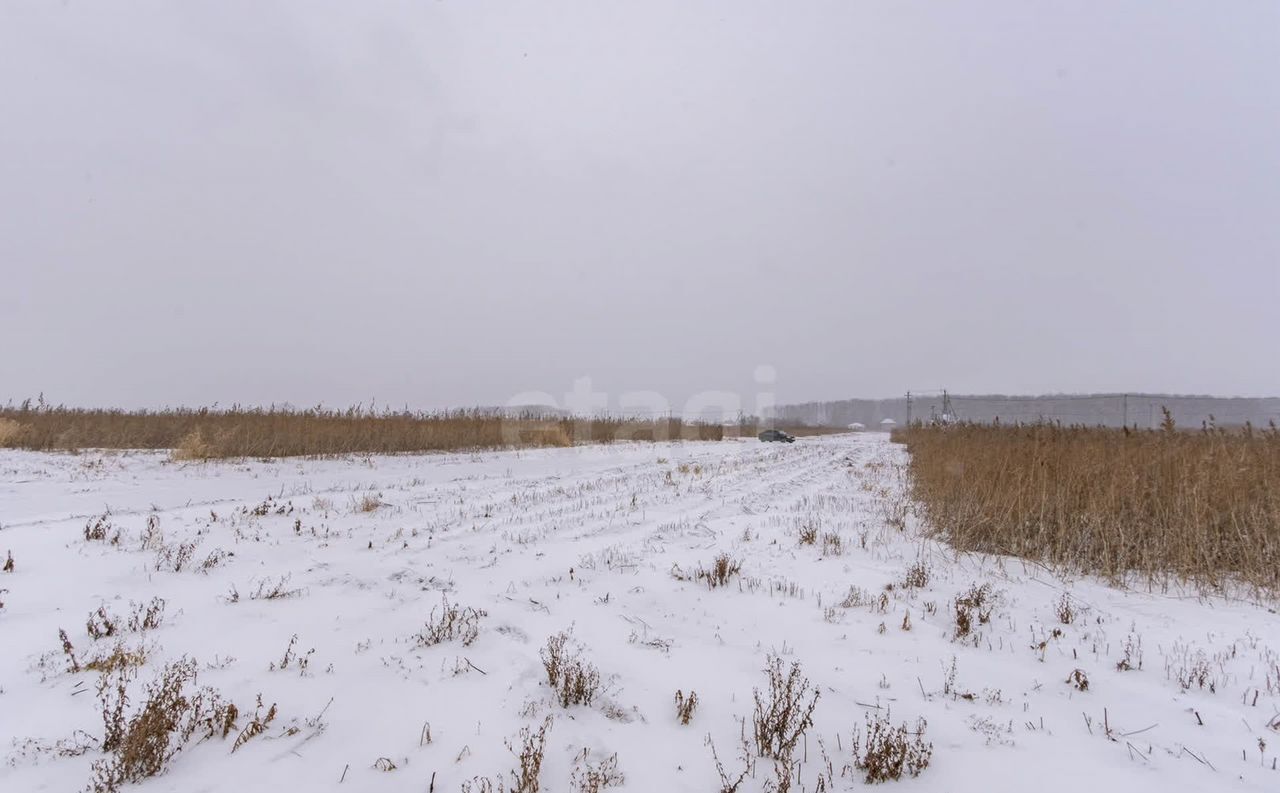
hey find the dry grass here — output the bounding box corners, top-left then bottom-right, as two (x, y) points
(686, 554), (742, 589)
(269, 634), (314, 674)
(797, 520), (819, 546)
(415, 595), (486, 647)
(571, 750), (624, 793)
(674, 690), (698, 725)
(249, 575), (303, 601)
(540, 633), (602, 708)
(851, 713), (932, 783)
(84, 643), (151, 674)
(0, 416), (22, 444)
(895, 421), (1280, 595)
(507, 717), (553, 793)
(1054, 593), (1076, 625)
(820, 532), (843, 557)
(753, 657), (818, 760)
(952, 583), (994, 640)
(84, 515), (119, 544)
(900, 560), (930, 590)
(1066, 668), (1090, 691)
(707, 734), (755, 793)
(752, 656), (819, 793)
(0, 405), (724, 458)
(231, 696), (278, 752)
(90, 659), (259, 793)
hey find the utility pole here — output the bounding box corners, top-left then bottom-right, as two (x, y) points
(1122, 394), (1128, 429)
(906, 391), (912, 426)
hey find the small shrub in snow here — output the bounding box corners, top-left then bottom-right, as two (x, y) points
(90, 659), (260, 793)
(153, 540), (197, 573)
(250, 575), (303, 601)
(1171, 649), (1215, 692)
(880, 492), (909, 530)
(1066, 668), (1090, 691)
(197, 548), (231, 573)
(626, 631), (671, 654)
(1116, 633), (1143, 672)
(84, 514), (117, 543)
(540, 632), (601, 708)
(231, 695), (278, 752)
(507, 716), (553, 793)
(707, 732), (757, 793)
(128, 598), (166, 633)
(87, 598), (166, 640)
(87, 607), (118, 640)
(797, 520), (819, 546)
(821, 532), (843, 556)
(851, 713), (933, 783)
(7, 731), (99, 764)
(139, 515), (163, 551)
(2, 550), (13, 572)
(696, 554), (742, 589)
(572, 749), (624, 793)
(674, 690), (699, 725)
(460, 718), (555, 793)
(1055, 593), (1076, 624)
(541, 632), (569, 685)
(839, 586), (874, 609)
(953, 583), (993, 640)
(415, 595), (486, 647)
(59, 629), (82, 673)
(85, 642), (150, 674)
(270, 634), (315, 674)
(752, 656), (819, 792)
(901, 561), (930, 589)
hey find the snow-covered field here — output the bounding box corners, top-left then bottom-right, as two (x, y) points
(2, 434), (1277, 792)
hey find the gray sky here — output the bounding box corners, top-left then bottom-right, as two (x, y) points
(2, 1), (1277, 413)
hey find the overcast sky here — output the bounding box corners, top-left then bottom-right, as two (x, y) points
(2, 1), (1277, 413)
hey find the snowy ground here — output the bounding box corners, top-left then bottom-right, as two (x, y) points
(1, 434), (1278, 792)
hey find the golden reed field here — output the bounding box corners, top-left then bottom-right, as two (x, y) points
(895, 416), (1280, 596)
(0, 405), (727, 459)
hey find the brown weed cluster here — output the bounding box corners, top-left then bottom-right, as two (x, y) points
(674, 689), (698, 725)
(896, 421), (1280, 595)
(851, 713), (932, 783)
(415, 595), (487, 647)
(696, 554), (742, 589)
(752, 657), (820, 793)
(0, 405), (724, 458)
(90, 659), (271, 793)
(571, 749), (624, 793)
(540, 633), (602, 708)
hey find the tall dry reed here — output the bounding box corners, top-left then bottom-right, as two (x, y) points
(0, 405), (723, 458)
(895, 419), (1280, 596)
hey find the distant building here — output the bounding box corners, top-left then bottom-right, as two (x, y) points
(848, 422), (866, 431)
(879, 418), (897, 430)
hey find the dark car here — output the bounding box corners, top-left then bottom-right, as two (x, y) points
(757, 429), (796, 443)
